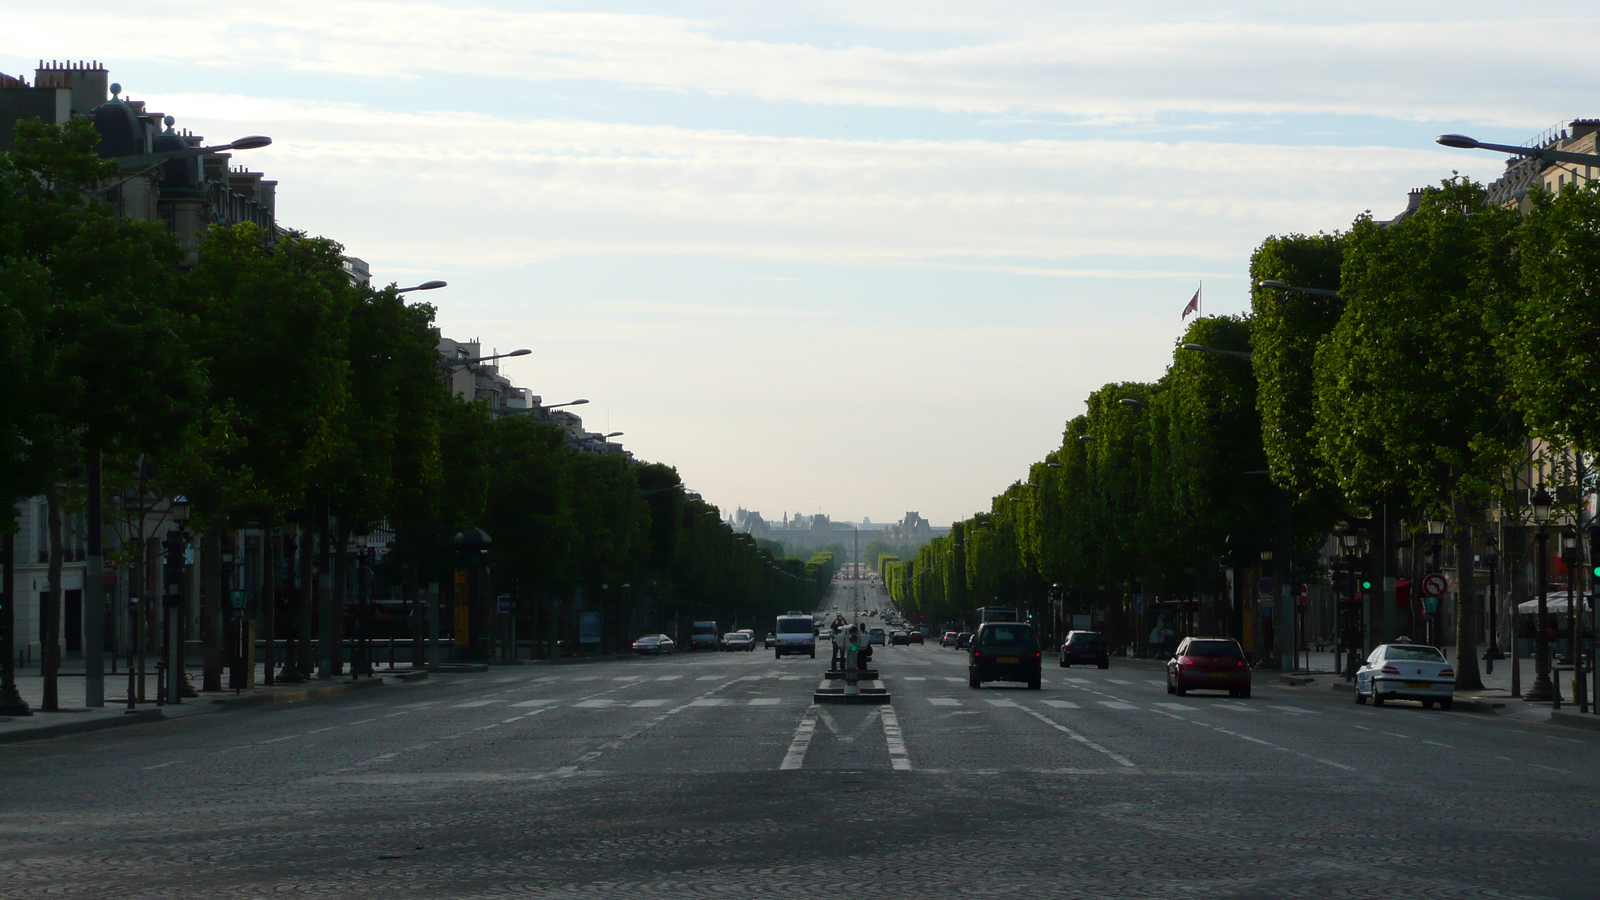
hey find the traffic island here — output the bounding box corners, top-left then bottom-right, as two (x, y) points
(822, 669), (879, 680)
(814, 685), (891, 705)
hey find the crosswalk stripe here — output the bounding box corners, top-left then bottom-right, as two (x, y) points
(510, 699), (560, 707)
(1106, 678), (1132, 685)
(749, 698), (781, 706)
(696, 675), (722, 681)
(574, 699), (616, 708)
(689, 698), (728, 707)
(1269, 705), (1317, 715)
(943, 677), (964, 683)
(928, 698), (962, 706)
(1154, 702), (1198, 711)
(453, 700), (502, 708)
(629, 699), (670, 708)
(985, 698), (1020, 708)
(1098, 701), (1137, 710)
(1041, 700), (1079, 709)
(654, 675), (681, 681)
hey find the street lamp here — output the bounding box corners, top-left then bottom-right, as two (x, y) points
(1436, 133), (1600, 167)
(1118, 398), (1148, 409)
(1257, 280), (1344, 300)
(396, 280), (447, 293)
(94, 130), (273, 197)
(439, 348), (532, 371)
(1180, 343), (1253, 360)
(1483, 536), (1502, 671)
(1528, 485), (1556, 702)
(352, 525), (371, 678)
(1563, 530), (1581, 712)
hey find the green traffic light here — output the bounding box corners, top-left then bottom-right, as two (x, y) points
(1361, 580), (1372, 590)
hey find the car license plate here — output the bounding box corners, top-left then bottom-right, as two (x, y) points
(1207, 672), (1230, 677)
(997, 657), (1018, 664)
(1404, 681), (1432, 689)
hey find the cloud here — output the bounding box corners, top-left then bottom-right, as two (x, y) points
(6, 3), (1597, 125)
(156, 93), (1491, 272)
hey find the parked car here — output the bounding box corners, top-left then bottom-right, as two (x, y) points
(723, 632), (755, 652)
(968, 622), (1042, 690)
(632, 634), (675, 655)
(1166, 637), (1251, 698)
(955, 632), (974, 650)
(941, 631), (959, 647)
(1059, 631), (1110, 669)
(1355, 642), (1455, 709)
(764, 632), (777, 648)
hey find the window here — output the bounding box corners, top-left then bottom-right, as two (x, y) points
(979, 625), (1036, 647)
(1185, 640), (1243, 658)
(1383, 646), (1445, 662)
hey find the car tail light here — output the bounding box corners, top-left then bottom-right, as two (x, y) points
(1439, 668), (1454, 678)
(1179, 656), (1194, 667)
(1381, 665), (1400, 675)
(1235, 659), (1246, 668)
(973, 652), (983, 660)
(1035, 651), (1042, 658)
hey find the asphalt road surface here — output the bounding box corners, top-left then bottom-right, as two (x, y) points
(5, 637), (1600, 898)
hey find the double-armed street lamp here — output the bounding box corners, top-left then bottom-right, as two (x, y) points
(1436, 133), (1600, 168)
(96, 130), (273, 197)
(1257, 280), (1343, 299)
(396, 281), (447, 294)
(439, 348), (532, 373)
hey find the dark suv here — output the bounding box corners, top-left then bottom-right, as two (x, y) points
(968, 622), (1042, 690)
(1058, 630), (1109, 669)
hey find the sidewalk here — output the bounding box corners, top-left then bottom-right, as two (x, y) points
(1279, 649), (1600, 730)
(0, 662), (424, 745)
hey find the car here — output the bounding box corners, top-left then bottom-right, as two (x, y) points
(764, 632), (777, 648)
(955, 632), (973, 650)
(907, 631), (924, 645)
(968, 622), (1042, 689)
(1166, 637), (1251, 698)
(889, 631), (910, 646)
(689, 621), (720, 651)
(723, 632), (755, 652)
(941, 631), (959, 647)
(1058, 630), (1109, 669)
(868, 627), (887, 646)
(774, 612), (818, 659)
(632, 634), (675, 655)
(1355, 642), (1455, 709)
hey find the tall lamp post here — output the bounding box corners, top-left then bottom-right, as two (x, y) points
(1483, 537), (1501, 675)
(352, 525), (371, 678)
(1563, 530), (1581, 712)
(1527, 486), (1556, 702)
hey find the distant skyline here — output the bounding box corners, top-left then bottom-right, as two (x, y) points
(4, 2), (1586, 524)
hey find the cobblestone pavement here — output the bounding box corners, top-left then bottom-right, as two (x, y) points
(3, 640), (1600, 898)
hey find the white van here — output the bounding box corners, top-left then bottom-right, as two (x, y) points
(773, 612), (817, 659)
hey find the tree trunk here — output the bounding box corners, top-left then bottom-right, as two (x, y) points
(261, 524), (276, 685)
(331, 522), (348, 677)
(41, 486), (63, 711)
(201, 531), (223, 692)
(1453, 497), (1485, 690)
(297, 518), (315, 679)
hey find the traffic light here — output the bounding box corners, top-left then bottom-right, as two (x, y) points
(1361, 578), (1373, 591)
(1589, 526), (1600, 578)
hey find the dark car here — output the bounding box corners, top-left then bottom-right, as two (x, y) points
(890, 631), (910, 646)
(1058, 630), (1109, 669)
(968, 622), (1042, 690)
(908, 631), (924, 645)
(631, 634), (675, 655)
(1166, 636), (1251, 698)
(955, 632), (974, 650)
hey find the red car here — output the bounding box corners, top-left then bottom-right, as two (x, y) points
(1166, 637), (1251, 698)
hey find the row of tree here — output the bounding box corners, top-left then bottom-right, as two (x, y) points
(885, 177), (1600, 688)
(1, 118), (831, 706)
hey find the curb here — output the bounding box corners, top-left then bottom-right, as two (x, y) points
(428, 663), (489, 674)
(209, 676), (386, 709)
(0, 709), (165, 746)
(1548, 711), (1600, 733)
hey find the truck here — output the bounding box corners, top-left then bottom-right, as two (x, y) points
(689, 621), (721, 651)
(974, 606), (1020, 625)
(773, 612), (817, 659)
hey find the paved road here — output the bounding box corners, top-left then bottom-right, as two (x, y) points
(4, 638), (1600, 898)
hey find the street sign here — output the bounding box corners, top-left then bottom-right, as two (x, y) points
(1131, 594), (1144, 615)
(496, 594), (512, 614)
(1421, 573), (1448, 598)
(1423, 595), (1439, 614)
(229, 590), (248, 610)
(1257, 577), (1277, 597)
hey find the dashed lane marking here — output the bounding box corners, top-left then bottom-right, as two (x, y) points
(1041, 700), (1080, 709)
(781, 705), (819, 770)
(1017, 705), (1137, 768)
(1098, 701), (1137, 710)
(629, 699), (670, 708)
(749, 698), (782, 706)
(928, 698), (962, 706)
(881, 705), (911, 771)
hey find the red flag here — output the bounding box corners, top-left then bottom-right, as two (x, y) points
(1181, 286), (1200, 319)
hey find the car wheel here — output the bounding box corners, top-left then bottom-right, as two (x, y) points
(1059, 656), (1067, 668)
(1440, 698), (1453, 711)
(1372, 689), (1385, 707)
(968, 672), (981, 689)
(774, 651), (781, 660)
(1098, 661), (1109, 670)
(1166, 676), (1175, 695)
(1028, 677), (1041, 690)
(1174, 684), (1187, 696)
(1422, 699), (1434, 709)
(1354, 687), (1367, 705)
(1237, 686), (1250, 700)
(809, 650), (816, 659)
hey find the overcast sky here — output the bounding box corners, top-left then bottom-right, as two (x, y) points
(4, 2), (1589, 525)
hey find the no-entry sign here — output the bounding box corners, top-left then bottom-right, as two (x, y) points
(1421, 572), (1448, 598)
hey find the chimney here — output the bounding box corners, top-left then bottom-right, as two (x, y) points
(33, 59), (108, 117)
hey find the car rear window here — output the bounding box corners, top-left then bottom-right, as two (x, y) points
(1185, 640), (1242, 658)
(777, 620), (812, 634)
(1068, 633), (1103, 645)
(979, 625), (1036, 647)
(1385, 646), (1445, 661)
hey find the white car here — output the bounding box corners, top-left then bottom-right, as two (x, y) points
(1355, 642), (1455, 710)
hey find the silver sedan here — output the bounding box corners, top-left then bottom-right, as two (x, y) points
(1355, 642), (1455, 710)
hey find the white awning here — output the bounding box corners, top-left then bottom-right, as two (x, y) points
(1517, 591), (1578, 614)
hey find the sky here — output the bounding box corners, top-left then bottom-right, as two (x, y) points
(4, 2), (1593, 525)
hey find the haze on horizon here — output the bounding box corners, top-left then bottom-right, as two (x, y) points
(5, 2), (1589, 524)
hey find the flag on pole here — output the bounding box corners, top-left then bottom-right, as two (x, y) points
(1182, 284), (1201, 319)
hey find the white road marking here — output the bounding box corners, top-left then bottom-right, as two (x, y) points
(944, 677), (965, 683)
(928, 698), (962, 707)
(1098, 701), (1137, 710)
(574, 699), (616, 708)
(901, 677), (928, 681)
(689, 698), (728, 707)
(629, 699), (670, 708)
(781, 705), (819, 770)
(881, 706), (911, 771)
(1041, 700), (1079, 709)
(985, 698), (1020, 707)
(1062, 677), (1088, 684)
(510, 699), (560, 707)
(1018, 706), (1136, 768)
(1106, 679), (1132, 685)
(612, 676), (644, 681)
(572, 676), (600, 682)
(453, 700), (501, 708)
(749, 698), (781, 706)
(654, 675), (682, 681)
(144, 760), (184, 770)
(1269, 705), (1317, 715)
(696, 675), (722, 681)
(1155, 702), (1199, 711)
(1147, 680), (1167, 687)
